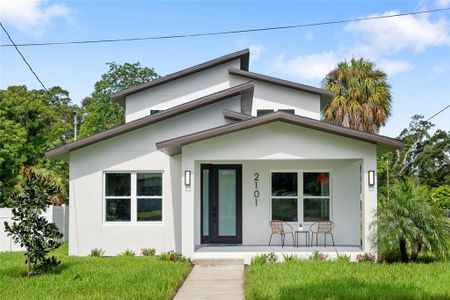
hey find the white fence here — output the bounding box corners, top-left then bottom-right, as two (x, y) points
(0, 205), (69, 252)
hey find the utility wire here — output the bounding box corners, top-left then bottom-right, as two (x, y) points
(0, 22), (48, 91)
(426, 104), (450, 121)
(1, 7), (449, 48)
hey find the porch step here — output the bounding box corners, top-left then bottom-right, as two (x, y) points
(192, 258), (244, 266)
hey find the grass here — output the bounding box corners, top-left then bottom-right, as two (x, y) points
(0, 244), (191, 300)
(245, 260), (450, 300)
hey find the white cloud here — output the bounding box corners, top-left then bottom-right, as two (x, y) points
(435, 0), (450, 8)
(345, 10), (450, 57)
(0, 0), (71, 35)
(272, 52), (340, 81)
(248, 44), (264, 61)
(378, 59), (414, 76)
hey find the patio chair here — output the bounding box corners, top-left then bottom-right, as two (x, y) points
(269, 220), (295, 247)
(310, 221), (335, 247)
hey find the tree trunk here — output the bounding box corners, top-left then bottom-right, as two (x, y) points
(26, 255), (31, 277)
(410, 242), (422, 262)
(399, 239), (409, 263)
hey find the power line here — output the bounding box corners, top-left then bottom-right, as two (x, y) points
(0, 22), (48, 91)
(426, 104), (450, 121)
(1, 7), (449, 48)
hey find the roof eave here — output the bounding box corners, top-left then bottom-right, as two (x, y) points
(112, 49), (250, 107)
(156, 112), (404, 155)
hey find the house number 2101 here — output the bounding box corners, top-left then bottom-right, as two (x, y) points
(254, 173), (260, 206)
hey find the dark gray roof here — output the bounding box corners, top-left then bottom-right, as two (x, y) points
(46, 82), (254, 159)
(223, 109), (253, 121)
(229, 68), (333, 97)
(112, 49), (250, 107)
(156, 111), (404, 155)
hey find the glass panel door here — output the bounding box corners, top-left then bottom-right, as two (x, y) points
(218, 169), (236, 236)
(201, 164), (242, 244)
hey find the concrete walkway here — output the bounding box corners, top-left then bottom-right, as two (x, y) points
(174, 259), (244, 300)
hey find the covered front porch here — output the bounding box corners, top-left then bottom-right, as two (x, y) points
(173, 121), (378, 259)
(188, 158), (369, 262)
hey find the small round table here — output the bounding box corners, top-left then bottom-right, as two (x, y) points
(295, 230), (310, 248)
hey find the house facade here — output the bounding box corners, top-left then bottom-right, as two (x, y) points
(46, 49), (403, 260)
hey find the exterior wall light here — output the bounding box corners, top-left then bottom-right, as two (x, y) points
(184, 170), (191, 186)
(368, 170), (375, 187)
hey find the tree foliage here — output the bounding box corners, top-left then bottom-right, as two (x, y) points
(322, 58), (392, 133)
(0, 86), (77, 206)
(4, 167), (64, 276)
(378, 115), (450, 189)
(79, 62), (159, 138)
(372, 179), (449, 263)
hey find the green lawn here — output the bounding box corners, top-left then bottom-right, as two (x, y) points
(0, 244), (191, 300)
(245, 260), (450, 300)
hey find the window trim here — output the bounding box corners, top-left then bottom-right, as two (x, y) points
(103, 171), (164, 225)
(270, 171), (299, 223)
(270, 170), (333, 224)
(301, 171), (332, 223)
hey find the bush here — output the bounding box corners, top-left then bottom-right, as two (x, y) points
(356, 253), (376, 263)
(308, 250), (329, 261)
(373, 179), (450, 263)
(336, 253), (351, 262)
(158, 251), (189, 262)
(3, 167), (64, 276)
(89, 248), (105, 257)
(119, 249), (136, 257)
(141, 248), (156, 256)
(282, 253), (301, 262)
(251, 252), (278, 265)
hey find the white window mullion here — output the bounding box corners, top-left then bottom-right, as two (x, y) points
(131, 173), (137, 222)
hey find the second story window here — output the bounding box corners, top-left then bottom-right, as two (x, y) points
(257, 109), (275, 116)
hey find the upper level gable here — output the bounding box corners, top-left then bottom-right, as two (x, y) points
(112, 49), (250, 122)
(229, 68), (333, 120)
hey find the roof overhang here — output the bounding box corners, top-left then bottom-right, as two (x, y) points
(46, 82), (254, 160)
(112, 49), (251, 107)
(228, 68), (334, 108)
(156, 112), (404, 156)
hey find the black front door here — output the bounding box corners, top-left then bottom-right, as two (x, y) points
(201, 164), (242, 244)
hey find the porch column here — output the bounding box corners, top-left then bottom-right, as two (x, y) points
(362, 155), (377, 253)
(181, 158), (195, 257)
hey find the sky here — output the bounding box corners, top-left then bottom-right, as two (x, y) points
(1, 0), (450, 137)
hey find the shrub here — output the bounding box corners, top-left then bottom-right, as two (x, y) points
(356, 253), (376, 263)
(3, 167), (64, 276)
(158, 251), (189, 262)
(251, 252), (278, 265)
(119, 249), (136, 257)
(372, 179), (450, 263)
(282, 253), (301, 262)
(336, 253), (351, 262)
(89, 248), (105, 257)
(141, 248), (156, 256)
(309, 250), (328, 261)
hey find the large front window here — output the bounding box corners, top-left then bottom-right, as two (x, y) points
(303, 172), (330, 222)
(105, 172), (163, 222)
(271, 171), (331, 222)
(271, 172), (298, 222)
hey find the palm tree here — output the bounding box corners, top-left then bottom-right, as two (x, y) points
(371, 179), (449, 263)
(322, 58), (392, 134)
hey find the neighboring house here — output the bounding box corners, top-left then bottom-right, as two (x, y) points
(46, 49), (403, 260)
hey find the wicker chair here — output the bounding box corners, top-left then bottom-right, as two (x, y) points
(269, 220), (295, 247)
(310, 221), (335, 247)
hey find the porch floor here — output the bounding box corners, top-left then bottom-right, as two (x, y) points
(194, 244), (363, 264)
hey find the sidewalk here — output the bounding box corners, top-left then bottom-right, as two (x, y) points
(174, 259), (244, 300)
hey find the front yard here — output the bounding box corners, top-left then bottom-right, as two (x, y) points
(0, 244), (191, 300)
(245, 260), (450, 300)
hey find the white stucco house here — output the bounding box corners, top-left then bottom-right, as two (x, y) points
(46, 49), (403, 261)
